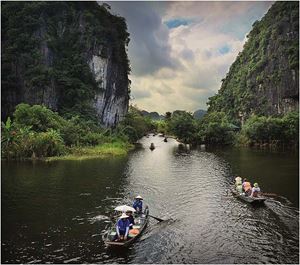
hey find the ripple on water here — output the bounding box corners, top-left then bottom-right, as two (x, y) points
(1, 136), (298, 264)
(88, 215), (110, 224)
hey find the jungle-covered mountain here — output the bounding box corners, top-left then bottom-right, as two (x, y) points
(193, 109), (207, 120)
(207, 1), (299, 125)
(140, 110), (164, 120)
(1, 2), (130, 127)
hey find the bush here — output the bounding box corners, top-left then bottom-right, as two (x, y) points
(81, 132), (107, 146)
(240, 112), (299, 146)
(31, 129), (65, 157)
(119, 106), (154, 142)
(198, 112), (236, 145)
(13, 103), (66, 132)
(282, 111), (299, 143)
(2, 128), (65, 159)
(154, 120), (167, 134)
(59, 117), (86, 146)
(120, 126), (138, 143)
(1, 118), (35, 159)
(242, 115), (269, 142)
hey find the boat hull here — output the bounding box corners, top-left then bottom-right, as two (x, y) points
(231, 189), (266, 204)
(103, 206), (149, 247)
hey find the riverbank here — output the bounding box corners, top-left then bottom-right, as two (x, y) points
(1, 104), (153, 161)
(1, 141), (134, 162)
(45, 142), (134, 161)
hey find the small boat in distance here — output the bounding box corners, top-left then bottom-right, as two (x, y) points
(150, 143), (155, 150)
(103, 206), (149, 247)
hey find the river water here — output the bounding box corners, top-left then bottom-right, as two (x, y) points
(1, 135), (299, 264)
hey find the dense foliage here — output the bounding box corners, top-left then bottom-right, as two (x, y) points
(1, 104), (159, 160)
(119, 106), (155, 142)
(239, 111), (299, 147)
(155, 110), (298, 148)
(1, 104), (130, 159)
(197, 112), (235, 145)
(158, 110), (235, 145)
(1, 2), (130, 121)
(208, 1), (299, 121)
(2, 104), (298, 160)
(168, 111), (197, 144)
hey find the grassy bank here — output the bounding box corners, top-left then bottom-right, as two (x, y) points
(46, 142), (134, 161)
(1, 104), (150, 161)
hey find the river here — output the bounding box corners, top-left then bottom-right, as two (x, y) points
(1, 135), (299, 264)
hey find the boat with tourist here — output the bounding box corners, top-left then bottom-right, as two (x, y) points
(103, 206), (149, 247)
(231, 188), (267, 204)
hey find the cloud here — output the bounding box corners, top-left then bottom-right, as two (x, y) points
(179, 48), (195, 61)
(164, 18), (194, 29)
(103, 1), (273, 113)
(107, 1), (181, 76)
(132, 89), (151, 100)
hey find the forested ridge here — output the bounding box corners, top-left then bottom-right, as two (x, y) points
(1, 1), (130, 125)
(1, 1), (299, 160)
(208, 1), (299, 123)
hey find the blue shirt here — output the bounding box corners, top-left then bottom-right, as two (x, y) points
(116, 218), (130, 237)
(133, 199), (143, 212)
(128, 215), (135, 227)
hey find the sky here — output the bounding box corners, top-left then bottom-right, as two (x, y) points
(105, 1), (274, 114)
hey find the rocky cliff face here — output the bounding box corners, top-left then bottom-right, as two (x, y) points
(1, 2), (130, 127)
(207, 1), (299, 122)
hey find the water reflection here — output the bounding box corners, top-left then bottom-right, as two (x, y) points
(1, 136), (299, 264)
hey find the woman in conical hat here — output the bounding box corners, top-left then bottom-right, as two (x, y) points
(116, 213), (130, 241)
(133, 195), (143, 213)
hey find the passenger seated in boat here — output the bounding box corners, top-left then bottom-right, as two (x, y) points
(235, 176), (243, 193)
(126, 210), (135, 229)
(242, 178), (252, 196)
(235, 176), (242, 185)
(115, 213), (130, 241)
(250, 183), (261, 197)
(133, 195), (143, 214)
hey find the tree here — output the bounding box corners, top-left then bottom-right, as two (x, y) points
(198, 112), (235, 145)
(168, 111), (197, 143)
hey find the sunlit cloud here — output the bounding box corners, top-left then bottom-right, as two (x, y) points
(107, 1), (273, 113)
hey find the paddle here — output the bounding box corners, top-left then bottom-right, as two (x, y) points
(260, 192), (278, 197)
(148, 214), (165, 222)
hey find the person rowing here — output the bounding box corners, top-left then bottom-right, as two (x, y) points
(133, 195), (143, 214)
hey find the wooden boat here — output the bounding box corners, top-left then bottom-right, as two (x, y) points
(149, 143), (155, 150)
(103, 206), (149, 247)
(231, 188), (267, 204)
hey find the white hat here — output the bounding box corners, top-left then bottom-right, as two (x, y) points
(119, 213), (129, 219)
(135, 195), (143, 200)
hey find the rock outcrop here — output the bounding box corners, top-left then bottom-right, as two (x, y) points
(207, 1), (299, 122)
(1, 2), (130, 127)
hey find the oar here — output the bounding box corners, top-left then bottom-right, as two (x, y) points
(148, 214), (165, 222)
(261, 192), (278, 197)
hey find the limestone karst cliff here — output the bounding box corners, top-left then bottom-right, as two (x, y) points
(2, 2), (130, 127)
(207, 1), (299, 123)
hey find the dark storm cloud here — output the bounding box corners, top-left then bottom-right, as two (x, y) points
(106, 1), (181, 76)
